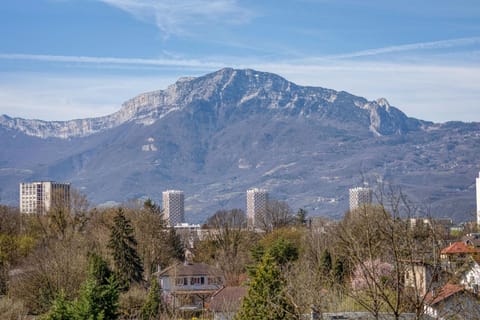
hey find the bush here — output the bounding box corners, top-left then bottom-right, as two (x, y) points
(118, 285), (148, 320)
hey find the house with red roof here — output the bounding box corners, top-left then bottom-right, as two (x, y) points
(424, 283), (480, 319)
(440, 241), (480, 270)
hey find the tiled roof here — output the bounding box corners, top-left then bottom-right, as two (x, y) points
(156, 262), (224, 277)
(440, 241), (479, 255)
(208, 286), (248, 312)
(425, 283), (464, 306)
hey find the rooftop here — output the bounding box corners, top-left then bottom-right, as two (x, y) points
(425, 283), (464, 306)
(156, 262), (224, 278)
(208, 286), (248, 312)
(440, 241), (480, 255)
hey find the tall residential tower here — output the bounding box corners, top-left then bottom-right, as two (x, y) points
(246, 188), (268, 229)
(349, 187), (373, 212)
(19, 181), (70, 214)
(163, 190), (185, 227)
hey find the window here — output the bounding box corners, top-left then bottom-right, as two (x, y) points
(175, 277), (188, 286)
(190, 277), (205, 285)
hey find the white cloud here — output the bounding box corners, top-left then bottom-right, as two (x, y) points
(98, 0), (253, 36)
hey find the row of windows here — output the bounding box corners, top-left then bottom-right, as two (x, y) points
(174, 276), (222, 286)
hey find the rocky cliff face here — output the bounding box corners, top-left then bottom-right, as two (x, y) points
(0, 68), (426, 139)
(0, 68), (478, 222)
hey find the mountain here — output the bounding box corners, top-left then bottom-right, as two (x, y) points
(0, 68), (479, 222)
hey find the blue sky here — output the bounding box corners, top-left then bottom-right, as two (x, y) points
(0, 0), (479, 122)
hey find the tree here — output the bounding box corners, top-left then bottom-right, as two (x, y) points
(332, 257), (346, 284)
(47, 188), (75, 241)
(42, 291), (74, 320)
(70, 189), (90, 233)
(295, 208), (307, 226)
(108, 208), (144, 289)
(165, 227), (185, 264)
(131, 202), (168, 281)
(236, 253), (297, 320)
(0, 262), (6, 296)
(267, 237), (299, 267)
(74, 275), (119, 320)
(88, 252), (114, 286)
(73, 254), (119, 320)
(203, 209), (250, 285)
(351, 259), (394, 291)
(9, 238), (88, 314)
(42, 253), (119, 320)
(319, 249), (332, 277)
(333, 184), (443, 320)
(141, 278), (162, 320)
(257, 200), (294, 232)
(251, 228), (302, 264)
(143, 199), (163, 216)
(205, 209), (246, 229)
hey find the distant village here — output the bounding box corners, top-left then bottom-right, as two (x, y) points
(1, 173), (480, 319)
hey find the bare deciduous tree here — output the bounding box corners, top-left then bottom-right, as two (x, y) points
(257, 200), (294, 233)
(204, 209), (251, 285)
(333, 184), (444, 320)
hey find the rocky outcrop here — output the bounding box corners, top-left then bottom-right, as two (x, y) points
(0, 68), (425, 139)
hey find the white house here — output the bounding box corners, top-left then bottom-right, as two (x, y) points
(424, 283), (480, 319)
(155, 262), (225, 312)
(460, 257), (480, 294)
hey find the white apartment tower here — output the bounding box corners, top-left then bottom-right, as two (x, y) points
(477, 172), (480, 226)
(163, 190), (185, 227)
(19, 181), (70, 214)
(349, 187), (373, 212)
(246, 188), (268, 229)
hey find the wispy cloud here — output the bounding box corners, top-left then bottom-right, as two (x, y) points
(0, 53), (225, 69)
(3, 36), (478, 69)
(1, 57), (480, 123)
(98, 0), (253, 36)
(321, 37), (480, 60)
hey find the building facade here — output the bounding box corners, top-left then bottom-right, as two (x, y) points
(246, 188), (268, 229)
(349, 187), (373, 212)
(19, 181), (70, 214)
(477, 172), (480, 226)
(163, 190), (185, 227)
(156, 262), (225, 312)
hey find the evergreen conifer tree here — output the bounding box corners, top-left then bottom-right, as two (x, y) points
(267, 237), (299, 267)
(319, 249), (332, 276)
(74, 254), (119, 320)
(42, 291), (74, 320)
(108, 208), (144, 288)
(332, 258), (346, 284)
(236, 253), (296, 320)
(140, 277), (162, 320)
(166, 227), (185, 262)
